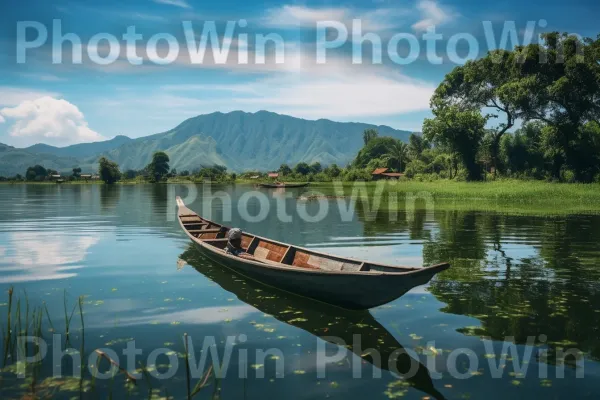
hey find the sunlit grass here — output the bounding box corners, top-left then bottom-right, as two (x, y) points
(309, 180), (600, 215)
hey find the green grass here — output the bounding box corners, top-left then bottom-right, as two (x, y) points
(307, 180), (600, 216)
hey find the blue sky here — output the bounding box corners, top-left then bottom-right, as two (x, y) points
(0, 0), (598, 147)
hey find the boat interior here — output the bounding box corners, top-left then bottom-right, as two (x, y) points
(179, 213), (418, 273)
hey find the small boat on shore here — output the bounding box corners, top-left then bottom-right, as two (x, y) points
(258, 182), (309, 188)
(176, 196), (449, 309)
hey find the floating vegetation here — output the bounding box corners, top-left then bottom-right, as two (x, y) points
(383, 379), (410, 399)
(287, 318), (308, 323)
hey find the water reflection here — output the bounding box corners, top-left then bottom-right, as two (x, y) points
(180, 245), (447, 400)
(0, 228), (100, 283)
(419, 211), (600, 361)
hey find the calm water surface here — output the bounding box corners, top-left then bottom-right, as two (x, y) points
(1, 184), (600, 399)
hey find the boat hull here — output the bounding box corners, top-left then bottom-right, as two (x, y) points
(193, 241), (441, 309)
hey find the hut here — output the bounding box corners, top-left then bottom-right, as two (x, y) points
(371, 168), (404, 180)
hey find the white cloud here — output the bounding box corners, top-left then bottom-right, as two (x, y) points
(20, 73), (65, 82)
(412, 0), (454, 32)
(0, 115), (4, 123)
(161, 53), (435, 119)
(263, 5), (349, 28)
(153, 0), (191, 9)
(0, 97), (105, 146)
(261, 5), (408, 32)
(0, 87), (60, 107)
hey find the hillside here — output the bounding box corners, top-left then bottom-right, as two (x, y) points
(25, 135), (132, 158)
(0, 111), (413, 176)
(0, 145), (83, 177)
(95, 111), (412, 172)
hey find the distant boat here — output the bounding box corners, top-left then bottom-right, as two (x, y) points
(176, 196), (450, 309)
(258, 182), (309, 188)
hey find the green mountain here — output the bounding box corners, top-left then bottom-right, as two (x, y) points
(0, 144), (83, 177)
(0, 111), (413, 176)
(95, 111), (413, 172)
(25, 135), (132, 158)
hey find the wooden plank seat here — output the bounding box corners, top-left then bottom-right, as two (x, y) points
(188, 228), (223, 234)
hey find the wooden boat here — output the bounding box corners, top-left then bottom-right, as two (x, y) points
(258, 182), (309, 188)
(176, 196), (449, 310)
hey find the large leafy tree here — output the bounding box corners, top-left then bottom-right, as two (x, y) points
(146, 151), (170, 182)
(278, 164), (292, 176)
(98, 157), (121, 184)
(423, 106), (487, 181)
(430, 50), (518, 175)
(25, 165), (47, 181)
(72, 167), (81, 179)
(509, 33), (600, 181)
(294, 162), (311, 175)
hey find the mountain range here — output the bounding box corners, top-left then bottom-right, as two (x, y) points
(0, 111), (413, 177)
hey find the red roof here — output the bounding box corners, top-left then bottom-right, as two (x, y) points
(268, 172), (279, 178)
(372, 168), (388, 175)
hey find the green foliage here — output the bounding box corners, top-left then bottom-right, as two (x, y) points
(146, 151), (170, 183)
(363, 129), (378, 145)
(123, 169), (137, 180)
(294, 162), (311, 175)
(195, 165), (232, 182)
(353, 137), (405, 169)
(98, 157), (121, 184)
(72, 167), (81, 178)
(408, 134), (429, 159)
(309, 162), (322, 174)
(25, 165), (48, 181)
(323, 163), (341, 178)
(382, 141), (409, 172)
(423, 106), (487, 181)
(278, 164), (292, 176)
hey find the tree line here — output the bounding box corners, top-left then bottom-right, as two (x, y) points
(423, 32), (600, 182)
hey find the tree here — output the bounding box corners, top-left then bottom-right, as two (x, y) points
(509, 33), (600, 181)
(408, 134), (429, 159)
(363, 129), (378, 145)
(430, 51), (517, 175)
(25, 165), (47, 181)
(324, 163), (341, 178)
(278, 164), (292, 176)
(123, 169), (137, 180)
(309, 162), (322, 174)
(146, 151), (170, 182)
(383, 141), (409, 172)
(353, 137), (404, 168)
(294, 162), (311, 175)
(72, 167), (81, 179)
(423, 106), (487, 181)
(98, 157), (121, 184)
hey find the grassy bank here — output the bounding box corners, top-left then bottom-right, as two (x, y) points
(307, 180), (600, 215)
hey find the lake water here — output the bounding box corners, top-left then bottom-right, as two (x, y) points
(1, 184), (600, 399)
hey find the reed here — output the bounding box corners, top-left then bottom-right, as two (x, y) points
(43, 301), (55, 333)
(2, 287), (13, 366)
(184, 333), (191, 400)
(78, 295), (85, 399)
(63, 289), (78, 347)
